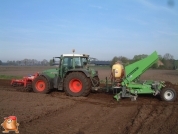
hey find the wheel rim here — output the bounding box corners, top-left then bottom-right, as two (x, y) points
(35, 80), (46, 91)
(164, 90), (174, 101)
(69, 79), (83, 93)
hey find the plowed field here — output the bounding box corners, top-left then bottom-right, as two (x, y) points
(0, 66), (178, 134)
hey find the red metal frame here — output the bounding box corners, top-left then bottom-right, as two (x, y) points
(11, 72), (39, 87)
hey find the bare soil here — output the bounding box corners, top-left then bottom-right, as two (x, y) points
(0, 67), (178, 134)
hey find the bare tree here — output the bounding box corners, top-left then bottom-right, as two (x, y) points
(163, 53), (174, 60)
(162, 53), (174, 69)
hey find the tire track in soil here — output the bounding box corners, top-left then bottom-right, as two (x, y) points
(169, 106), (178, 134)
(19, 100), (77, 125)
(19, 101), (80, 134)
(19, 101), (137, 134)
(125, 105), (154, 134)
(50, 91), (120, 108)
(136, 105), (167, 134)
(125, 104), (178, 134)
(19, 103), (102, 134)
(0, 89), (77, 125)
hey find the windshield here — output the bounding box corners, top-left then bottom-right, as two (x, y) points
(62, 57), (88, 68)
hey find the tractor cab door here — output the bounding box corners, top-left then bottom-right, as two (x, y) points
(60, 57), (78, 77)
(60, 57), (70, 78)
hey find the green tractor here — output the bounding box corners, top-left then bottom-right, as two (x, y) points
(11, 53), (100, 97)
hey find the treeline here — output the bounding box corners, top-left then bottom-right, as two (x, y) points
(111, 53), (178, 70)
(0, 53), (178, 70)
(0, 59), (50, 66)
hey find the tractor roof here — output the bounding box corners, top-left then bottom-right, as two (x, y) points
(62, 54), (89, 57)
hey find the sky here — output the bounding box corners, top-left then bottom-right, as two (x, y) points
(0, 0), (178, 62)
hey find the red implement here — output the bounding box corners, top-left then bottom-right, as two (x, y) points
(11, 73), (39, 88)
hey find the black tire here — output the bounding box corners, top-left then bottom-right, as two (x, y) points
(64, 72), (91, 97)
(160, 88), (177, 102)
(32, 76), (50, 94)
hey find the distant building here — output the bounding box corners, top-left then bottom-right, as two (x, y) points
(90, 61), (111, 66)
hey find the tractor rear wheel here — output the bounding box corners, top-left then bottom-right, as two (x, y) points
(160, 88), (177, 102)
(64, 72), (91, 97)
(32, 76), (50, 93)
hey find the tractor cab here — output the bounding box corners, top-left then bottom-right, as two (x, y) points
(60, 54), (89, 69)
(53, 54), (95, 78)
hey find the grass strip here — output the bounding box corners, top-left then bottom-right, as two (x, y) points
(0, 75), (22, 80)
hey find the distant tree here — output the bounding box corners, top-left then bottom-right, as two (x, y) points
(110, 56), (119, 68)
(133, 54), (148, 61)
(152, 63), (158, 69)
(162, 53), (174, 69)
(7, 60), (12, 65)
(0, 60), (2, 65)
(158, 55), (163, 60)
(23, 59), (28, 66)
(41, 59), (49, 66)
(110, 55), (129, 68)
(117, 56), (129, 65)
(174, 60), (178, 70)
(49, 59), (53, 66)
(163, 53), (174, 60)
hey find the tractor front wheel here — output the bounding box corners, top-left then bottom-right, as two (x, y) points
(64, 72), (91, 97)
(32, 76), (50, 93)
(160, 88), (177, 102)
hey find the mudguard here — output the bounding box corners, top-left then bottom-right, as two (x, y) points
(66, 69), (91, 77)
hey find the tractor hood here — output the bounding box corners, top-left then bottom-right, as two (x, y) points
(41, 68), (58, 78)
